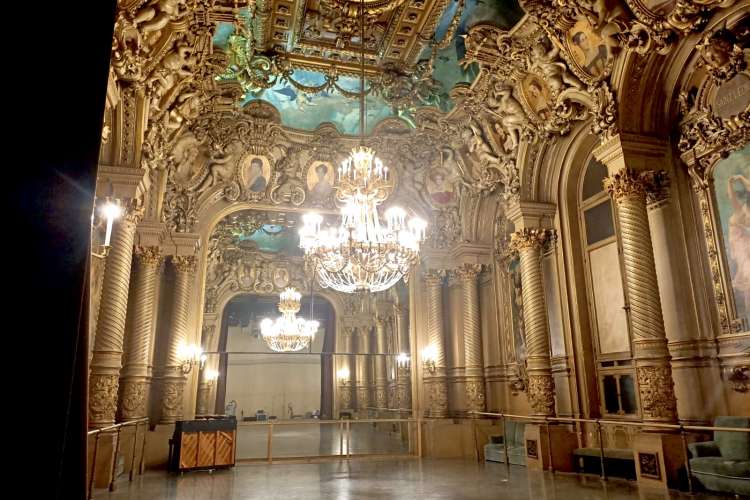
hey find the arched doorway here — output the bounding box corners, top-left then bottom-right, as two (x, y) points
(214, 294), (336, 420)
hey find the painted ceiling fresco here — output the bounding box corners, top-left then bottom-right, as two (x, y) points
(236, 223), (303, 255)
(213, 0), (523, 134)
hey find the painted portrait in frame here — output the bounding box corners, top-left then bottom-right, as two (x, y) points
(425, 166), (458, 208)
(713, 145), (750, 330)
(239, 154), (271, 193)
(565, 18), (609, 79)
(520, 74), (552, 121)
(306, 161), (335, 203)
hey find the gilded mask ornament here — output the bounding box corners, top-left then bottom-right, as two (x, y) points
(697, 28), (747, 83)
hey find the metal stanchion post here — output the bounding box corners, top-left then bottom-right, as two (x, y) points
(339, 420), (344, 456)
(88, 432), (101, 500)
(545, 417), (554, 473)
(680, 425), (694, 494)
(267, 423), (274, 463)
(596, 420), (606, 481)
(502, 415), (510, 481)
(110, 428), (122, 491)
(139, 423), (147, 475)
(129, 424), (138, 481)
(347, 420), (352, 458)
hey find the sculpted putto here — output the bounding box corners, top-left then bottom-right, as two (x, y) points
(132, 0), (188, 49)
(486, 81), (528, 151)
(529, 41), (583, 94)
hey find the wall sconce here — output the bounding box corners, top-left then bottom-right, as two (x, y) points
(337, 367), (351, 385)
(204, 369), (219, 388)
(100, 199), (123, 247)
(179, 344), (207, 374)
(397, 353), (410, 369)
(422, 345), (437, 374)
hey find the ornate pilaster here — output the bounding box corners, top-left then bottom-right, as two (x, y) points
(373, 317), (390, 410)
(423, 270), (449, 418)
(89, 204), (143, 428)
(457, 264), (486, 415)
(158, 255), (197, 424)
(355, 326), (372, 413)
(118, 245), (162, 421)
(604, 168), (678, 423)
(510, 229), (556, 417)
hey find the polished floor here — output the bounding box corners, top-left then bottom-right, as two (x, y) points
(95, 459), (732, 500)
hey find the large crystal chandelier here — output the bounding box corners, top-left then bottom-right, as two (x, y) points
(260, 288), (319, 352)
(299, 0), (426, 294)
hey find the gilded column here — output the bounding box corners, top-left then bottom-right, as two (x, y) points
(457, 264), (486, 415)
(355, 326), (372, 413)
(158, 255), (197, 424)
(394, 305), (411, 409)
(510, 229), (556, 417)
(196, 375), (210, 417)
(118, 246), (162, 421)
(339, 327), (355, 411)
(424, 270), (449, 418)
(604, 168), (678, 423)
(374, 317), (389, 409)
(89, 205), (142, 428)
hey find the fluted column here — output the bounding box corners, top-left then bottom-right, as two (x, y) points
(158, 255), (197, 424)
(604, 168), (678, 423)
(339, 327), (355, 411)
(89, 205), (142, 428)
(423, 270), (449, 418)
(510, 229), (556, 417)
(355, 326), (372, 414)
(118, 246), (162, 421)
(374, 317), (389, 409)
(196, 373), (211, 417)
(457, 264), (486, 415)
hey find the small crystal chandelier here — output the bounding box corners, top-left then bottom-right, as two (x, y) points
(299, 0), (426, 294)
(260, 288), (319, 352)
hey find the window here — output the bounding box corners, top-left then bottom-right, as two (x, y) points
(579, 157), (639, 418)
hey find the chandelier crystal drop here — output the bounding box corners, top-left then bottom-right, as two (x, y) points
(260, 288), (319, 352)
(299, 0), (426, 294)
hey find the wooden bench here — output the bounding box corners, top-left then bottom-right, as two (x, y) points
(573, 447), (636, 480)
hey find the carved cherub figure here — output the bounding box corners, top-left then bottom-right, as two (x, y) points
(577, 0), (625, 56)
(198, 142), (241, 192)
(486, 81), (528, 151)
(529, 41), (583, 93)
(148, 42), (197, 113)
(133, 0), (188, 47)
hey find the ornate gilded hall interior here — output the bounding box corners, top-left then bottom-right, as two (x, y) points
(29, 0), (750, 498)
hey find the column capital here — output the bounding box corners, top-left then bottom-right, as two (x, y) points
(423, 269), (446, 286)
(510, 228), (556, 252)
(456, 263), (482, 281)
(134, 245), (162, 266)
(173, 255), (197, 274)
(604, 168), (669, 203)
